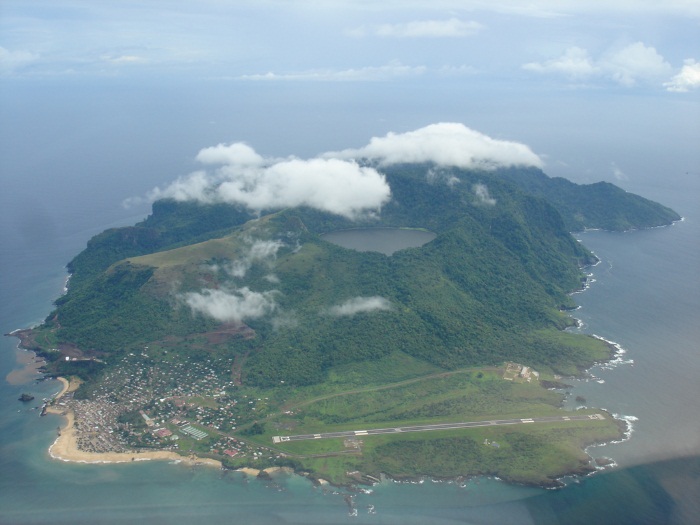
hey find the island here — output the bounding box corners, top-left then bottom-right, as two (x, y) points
(11, 159), (679, 488)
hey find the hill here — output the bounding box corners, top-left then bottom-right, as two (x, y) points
(497, 166), (681, 231)
(16, 162), (677, 485)
(35, 163), (679, 387)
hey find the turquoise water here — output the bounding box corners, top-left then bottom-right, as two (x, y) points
(1, 181), (698, 523)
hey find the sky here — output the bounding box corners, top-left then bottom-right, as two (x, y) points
(2, 1), (699, 85)
(1, 0), (699, 236)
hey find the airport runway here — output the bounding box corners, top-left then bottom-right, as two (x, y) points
(272, 413), (604, 443)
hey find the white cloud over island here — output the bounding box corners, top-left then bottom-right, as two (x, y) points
(182, 287), (278, 323)
(326, 296), (393, 317)
(149, 143), (391, 219)
(473, 183), (497, 206)
(141, 123), (543, 218)
(325, 123), (543, 169)
(226, 239), (284, 278)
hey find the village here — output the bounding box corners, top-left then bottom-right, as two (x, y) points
(49, 349), (276, 464)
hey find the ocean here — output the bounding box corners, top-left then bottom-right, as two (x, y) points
(1, 174), (698, 524)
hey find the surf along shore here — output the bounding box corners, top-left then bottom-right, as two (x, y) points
(45, 376), (222, 468)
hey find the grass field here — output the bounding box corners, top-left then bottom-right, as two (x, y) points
(231, 354), (623, 486)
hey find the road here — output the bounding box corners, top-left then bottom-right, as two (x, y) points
(272, 414), (604, 443)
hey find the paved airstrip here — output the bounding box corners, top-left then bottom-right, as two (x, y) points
(272, 414), (604, 443)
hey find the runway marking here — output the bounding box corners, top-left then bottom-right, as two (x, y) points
(271, 414), (604, 444)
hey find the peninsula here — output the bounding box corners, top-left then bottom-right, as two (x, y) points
(12, 154), (679, 487)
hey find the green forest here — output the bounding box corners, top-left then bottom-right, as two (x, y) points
(31, 163), (678, 389)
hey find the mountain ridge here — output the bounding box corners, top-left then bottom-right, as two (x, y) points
(31, 163), (678, 388)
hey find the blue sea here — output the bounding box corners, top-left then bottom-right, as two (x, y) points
(1, 170), (698, 523)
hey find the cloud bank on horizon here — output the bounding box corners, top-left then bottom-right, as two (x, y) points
(2, 1), (698, 96)
(664, 60), (700, 92)
(522, 42), (683, 88)
(145, 123), (541, 217)
(349, 18), (483, 39)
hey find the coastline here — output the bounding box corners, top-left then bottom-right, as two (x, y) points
(5, 346), (46, 385)
(6, 328), (38, 352)
(53, 376), (72, 399)
(42, 361), (623, 488)
(45, 377), (221, 469)
(236, 466), (297, 478)
(13, 259), (626, 489)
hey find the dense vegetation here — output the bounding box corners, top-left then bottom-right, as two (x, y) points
(496, 167), (681, 231)
(34, 164), (678, 388)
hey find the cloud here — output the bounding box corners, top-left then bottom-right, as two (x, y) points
(271, 311), (298, 330)
(664, 59), (700, 92)
(325, 123), (543, 169)
(0, 47), (39, 75)
(611, 162), (628, 181)
(522, 47), (598, 78)
(239, 61), (426, 82)
(101, 54), (149, 65)
(357, 18), (483, 38)
(227, 239), (284, 278)
(330, 1), (700, 18)
(473, 183), (497, 206)
(148, 144), (391, 219)
(437, 64), (479, 76)
(215, 158), (390, 218)
(326, 296), (392, 317)
(150, 171), (213, 202)
(182, 287), (277, 323)
(426, 167), (460, 187)
(600, 42), (671, 86)
(196, 142), (265, 166)
(523, 42), (672, 87)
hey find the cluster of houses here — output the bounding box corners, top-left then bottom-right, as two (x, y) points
(62, 349), (274, 461)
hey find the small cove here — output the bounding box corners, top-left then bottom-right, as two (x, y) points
(321, 227), (436, 256)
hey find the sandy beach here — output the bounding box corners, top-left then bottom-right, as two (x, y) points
(236, 466), (295, 477)
(237, 467), (262, 476)
(54, 376), (73, 399)
(46, 377), (221, 468)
